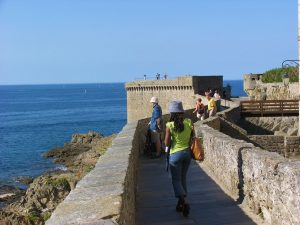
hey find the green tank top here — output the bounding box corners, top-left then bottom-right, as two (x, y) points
(166, 118), (193, 154)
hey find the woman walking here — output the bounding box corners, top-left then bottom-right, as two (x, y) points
(165, 101), (194, 217)
(192, 98), (205, 120)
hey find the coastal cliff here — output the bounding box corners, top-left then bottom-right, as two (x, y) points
(0, 131), (115, 225)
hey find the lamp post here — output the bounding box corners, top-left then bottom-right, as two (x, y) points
(281, 59), (300, 68)
(281, 60), (300, 84)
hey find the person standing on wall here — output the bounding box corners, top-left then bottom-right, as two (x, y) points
(150, 96), (162, 157)
(213, 90), (221, 100)
(213, 90), (221, 112)
(164, 101), (194, 217)
(205, 92), (217, 117)
(192, 98), (205, 120)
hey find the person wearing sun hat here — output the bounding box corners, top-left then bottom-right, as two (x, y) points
(164, 100), (194, 217)
(149, 96), (163, 157)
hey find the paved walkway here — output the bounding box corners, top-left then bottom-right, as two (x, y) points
(136, 156), (256, 225)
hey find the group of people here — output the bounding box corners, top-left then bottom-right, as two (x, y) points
(143, 73), (168, 80)
(148, 92), (220, 217)
(193, 91), (220, 120)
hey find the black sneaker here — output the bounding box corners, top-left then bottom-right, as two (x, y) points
(176, 199), (184, 212)
(182, 203), (190, 217)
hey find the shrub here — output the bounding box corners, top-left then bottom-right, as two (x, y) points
(261, 66), (298, 83)
(46, 177), (70, 188)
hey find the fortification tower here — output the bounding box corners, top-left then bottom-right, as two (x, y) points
(125, 75), (225, 122)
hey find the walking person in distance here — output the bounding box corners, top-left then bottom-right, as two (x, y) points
(205, 91), (217, 117)
(192, 98), (205, 120)
(164, 101), (194, 217)
(150, 96), (162, 157)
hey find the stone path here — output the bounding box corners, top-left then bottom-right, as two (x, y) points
(136, 156), (257, 225)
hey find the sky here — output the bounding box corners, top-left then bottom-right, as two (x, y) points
(0, 0), (298, 84)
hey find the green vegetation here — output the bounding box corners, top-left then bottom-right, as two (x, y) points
(42, 212), (52, 221)
(261, 66), (298, 83)
(83, 165), (95, 173)
(46, 177), (70, 188)
(25, 211), (40, 223)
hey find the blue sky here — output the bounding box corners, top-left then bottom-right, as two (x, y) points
(0, 0), (298, 84)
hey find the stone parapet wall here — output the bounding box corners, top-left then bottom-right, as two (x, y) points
(246, 135), (300, 158)
(242, 149), (300, 225)
(46, 107), (197, 225)
(241, 116), (299, 136)
(46, 100), (300, 225)
(220, 117), (250, 141)
(195, 107), (300, 225)
(218, 102), (241, 122)
(248, 135), (284, 154)
(285, 136), (300, 157)
(195, 122), (253, 200)
(46, 122), (140, 225)
(200, 116), (221, 131)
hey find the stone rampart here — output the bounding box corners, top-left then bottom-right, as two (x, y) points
(46, 107), (197, 225)
(242, 150), (300, 225)
(126, 75), (225, 122)
(46, 122), (140, 225)
(194, 107), (300, 225)
(47, 99), (300, 225)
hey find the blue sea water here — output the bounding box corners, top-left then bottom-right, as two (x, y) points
(224, 80), (247, 97)
(0, 80), (245, 187)
(0, 83), (127, 187)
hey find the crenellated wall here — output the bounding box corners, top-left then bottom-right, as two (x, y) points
(125, 75), (226, 122)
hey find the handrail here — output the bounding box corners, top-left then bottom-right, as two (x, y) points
(240, 100), (299, 117)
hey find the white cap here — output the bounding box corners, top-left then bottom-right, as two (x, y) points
(150, 96), (158, 103)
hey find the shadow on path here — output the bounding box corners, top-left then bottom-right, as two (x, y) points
(136, 156), (256, 225)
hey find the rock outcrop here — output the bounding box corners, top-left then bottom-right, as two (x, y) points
(0, 131), (115, 225)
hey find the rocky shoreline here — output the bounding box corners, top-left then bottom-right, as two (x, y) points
(0, 131), (115, 225)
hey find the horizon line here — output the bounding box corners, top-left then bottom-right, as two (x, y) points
(0, 78), (244, 86)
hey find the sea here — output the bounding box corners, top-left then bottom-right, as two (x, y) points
(0, 80), (246, 188)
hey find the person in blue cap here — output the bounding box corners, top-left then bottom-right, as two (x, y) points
(164, 100), (194, 217)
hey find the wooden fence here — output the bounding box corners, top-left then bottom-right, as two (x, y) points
(240, 100), (299, 117)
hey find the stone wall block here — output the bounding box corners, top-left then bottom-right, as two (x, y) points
(202, 117), (221, 131)
(241, 148), (294, 225)
(198, 124), (254, 200)
(264, 161), (300, 225)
